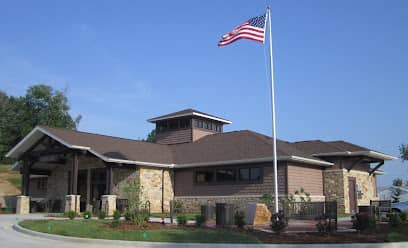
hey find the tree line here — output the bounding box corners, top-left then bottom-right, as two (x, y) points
(0, 84), (81, 163)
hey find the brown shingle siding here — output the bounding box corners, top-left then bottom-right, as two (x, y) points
(287, 162), (323, 195)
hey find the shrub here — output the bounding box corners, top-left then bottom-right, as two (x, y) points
(66, 211), (76, 220)
(352, 213), (376, 232)
(98, 211), (106, 220)
(390, 213), (401, 227)
(234, 211), (246, 228)
(113, 210), (121, 220)
(316, 215), (335, 233)
(83, 211), (92, 219)
(176, 215), (187, 225)
(271, 211), (287, 233)
(124, 212), (132, 221)
(111, 219), (121, 228)
(172, 200), (184, 214)
(195, 214), (206, 227)
(400, 212), (407, 222)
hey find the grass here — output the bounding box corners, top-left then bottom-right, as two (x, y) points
(0, 164), (21, 190)
(19, 220), (259, 243)
(150, 213), (199, 220)
(387, 225), (408, 242)
(337, 213), (352, 218)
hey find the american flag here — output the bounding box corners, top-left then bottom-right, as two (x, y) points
(218, 14), (266, 47)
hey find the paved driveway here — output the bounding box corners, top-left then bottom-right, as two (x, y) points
(0, 214), (407, 248)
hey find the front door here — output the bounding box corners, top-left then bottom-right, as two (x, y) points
(348, 177), (357, 214)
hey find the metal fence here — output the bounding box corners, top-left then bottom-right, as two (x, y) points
(282, 201), (337, 220)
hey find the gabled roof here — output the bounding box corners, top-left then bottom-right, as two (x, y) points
(147, 108), (232, 124)
(6, 126), (174, 167)
(6, 126), (333, 168)
(292, 140), (397, 161)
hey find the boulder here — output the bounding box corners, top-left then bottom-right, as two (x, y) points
(245, 203), (271, 226)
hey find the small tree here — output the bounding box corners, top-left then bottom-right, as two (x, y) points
(145, 129), (156, 143)
(123, 181), (143, 212)
(392, 178), (403, 203)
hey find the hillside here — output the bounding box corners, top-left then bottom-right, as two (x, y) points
(0, 164), (21, 196)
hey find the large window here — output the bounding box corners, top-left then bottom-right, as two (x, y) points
(37, 177), (47, 190)
(195, 167), (262, 184)
(216, 169), (236, 182)
(196, 170), (214, 183)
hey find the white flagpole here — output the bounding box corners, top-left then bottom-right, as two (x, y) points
(267, 6), (279, 214)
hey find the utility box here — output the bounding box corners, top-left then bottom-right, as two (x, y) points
(216, 203), (234, 225)
(201, 205), (215, 220)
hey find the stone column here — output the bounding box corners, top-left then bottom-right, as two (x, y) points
(101, 195), (117, 216)
(65, 195), (80, 213)
(16, 196), (30, 214)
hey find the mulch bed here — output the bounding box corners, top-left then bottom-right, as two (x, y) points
(250, 230), (387, 244)
(102, 221), (193, 230)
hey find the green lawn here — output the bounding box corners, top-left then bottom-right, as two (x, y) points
(387, 225), (408, 242)
(19, 220), (259, 243)
(337, 213), (352, 218)
(0, 164), (10, 173)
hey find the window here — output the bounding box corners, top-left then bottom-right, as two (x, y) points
(180, 119), (190, 129)
(250, 167), (261, 181)
(157, 122), (168, 133)
(239, 168), (250, 181)
(194, 119), (199, 128)
(37, 177), (47, 190)
(216, 169), (236, 182)
(215, 125), (222, 132)
(196, 170), (214, 183)
(204, 121), (210, 129)
(169, 120), (179, 129)
(198, 120), (203, 128)
(239, 167), (261, 182)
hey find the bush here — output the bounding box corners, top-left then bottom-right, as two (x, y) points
(113, 210), (121, 220)
(82, 211), (92, 219)
(172, 200), (184, 214)
(111, 219), (121, 228)
(316, 215), (335, 233)
(390, 213), (401, 227)
(234, 211), (246, 228)
(352, 213), (376, 232)
(66, 211), (76, 220)
(195, 214), (206, 227)
(271, 211), (287, 233)
(176, 215), (187, 225)
(400, 212), (407, 222)
(98, 211), (106, 220)
(124, 211), (132, 221)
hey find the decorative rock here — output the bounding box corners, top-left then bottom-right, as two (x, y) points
(16, 196), (30, 214)
(245, 203), (271, 226)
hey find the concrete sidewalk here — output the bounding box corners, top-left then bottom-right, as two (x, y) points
(1, 214), (408, 248)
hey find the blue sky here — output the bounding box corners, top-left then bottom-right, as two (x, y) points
(0, 0), (407, 186)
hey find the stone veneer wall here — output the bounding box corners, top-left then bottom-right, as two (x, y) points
(139, 167), (174, 213)
(323, 169), (378, 214)
(343, 170), (377, 213)
(175, 194), (326, 213)
(111, 167), (140, 199)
